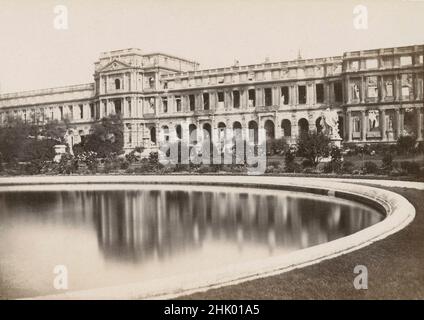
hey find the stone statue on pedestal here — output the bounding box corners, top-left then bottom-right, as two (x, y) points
(323, 108), (341, 140)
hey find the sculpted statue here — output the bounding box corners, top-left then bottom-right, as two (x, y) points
(322, 108), (340, 139)
(353, 83), (360, 99)
(64, 129), (81, 155)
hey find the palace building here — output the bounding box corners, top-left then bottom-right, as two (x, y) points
(0, 45), (423, 153)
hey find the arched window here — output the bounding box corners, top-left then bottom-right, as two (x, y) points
(298, 118), (309, 136)
(248, 120), (258, 144)
(176, 124), (182, 139)
(162, 125), (169, 142)
(281, 119), (291, 137)
(150, 127), (156, 144)
(264, 120), (275, 140)
(115, 79), (121, 90)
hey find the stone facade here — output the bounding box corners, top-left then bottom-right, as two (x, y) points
(0, 45), (423, 153)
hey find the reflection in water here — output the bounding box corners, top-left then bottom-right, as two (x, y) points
(0, 185), (383, 298)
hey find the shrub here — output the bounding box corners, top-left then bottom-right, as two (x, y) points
(301, 159), (314, 168)
(400, 161), (420, 175)
(381, 152), (393, 171)
(197, 165), (213, 174)
(53, 154), (78, 174)
(341, 160), (355, 174)
(267, 160), (281, 168)
(267, 138), (288, 155)
(296, 132), (331, 167)
(302, 167), (317, 174)
(284, 149), (297, 172)
(362, 161), (379, 174)
(397, 135), (416, 155)
(23, 159), (44, 175)
(416, 142), (424, 154)
(76, 151), (98, 173)
(120, 160), (130, 170)
(323, 161), (341, 174)
(285, 161), (302, 173)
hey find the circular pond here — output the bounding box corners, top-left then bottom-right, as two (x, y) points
(0, 184), (384, 299)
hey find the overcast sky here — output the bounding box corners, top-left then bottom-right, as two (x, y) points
(0, 0), (423, 93)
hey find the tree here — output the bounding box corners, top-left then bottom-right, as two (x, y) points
(39, 119), (69, 143)
(267, 137), (289, 155)
(397, 135), (416, 155)
(74, 114), (124, 158)
(0, 117), (69, 164)
(0, 117), (34, 162)
(296, 132), (331, 167)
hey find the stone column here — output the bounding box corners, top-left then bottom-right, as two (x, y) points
(361, 76), (366, 103)
(396, 75), (401, 101)
(323, 82), (329, 105)
(273, 87), (280, 107)
(361, 110), (367, 141)
(414, 73), (420, 101)
(380, 109), (386, 141)
(122, 98), (128, 118)
(400, 109), (404, 134)
(395, 109), (401, 138)
(417, 107), (423, 141)
(345, 76), (351, 104)
(290, 85), (295, 105)
(380, 76), (385, 102)
(307, 83), (313, 106)
(328, 82), (334, 104)
(100, 100), (104, 118)
(291, 115), (297, 140)
(132, 97), (137, 118)
(346, 110), (352, 142)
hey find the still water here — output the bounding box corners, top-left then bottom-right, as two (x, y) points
(0, 184), (383, 298)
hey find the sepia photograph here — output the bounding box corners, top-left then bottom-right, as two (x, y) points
(0, 0), (423, 312)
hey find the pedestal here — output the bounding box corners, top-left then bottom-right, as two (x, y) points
(53, 144), (67, 163)
(331, 137), (342, 148)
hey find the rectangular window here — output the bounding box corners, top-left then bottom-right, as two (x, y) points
(217, 91), (224, 102)
(298, 86), (306, 104)
(353, 117), (361, 133)
(175, 96), (181, 112)
(162, 98), (168, 113)
(316, 84), (324, 103)
(79, 104), (84, 119)
(366, 58), (378, 69)
(367, 76), (378, 98)
(400, 56), (412, 66)
(203, 93), (210, 110)
(90, 103), (95, 118)
(248, 89), (255, 107)
(264, 88), (273, 106)
(233, 90), (240, 108)
(401, 74), (412, 99)
(382, 57), (393, 68)
(281, 86), (289, 105)
(334, 82), (343, 102)
(189, 95), (195, 111)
